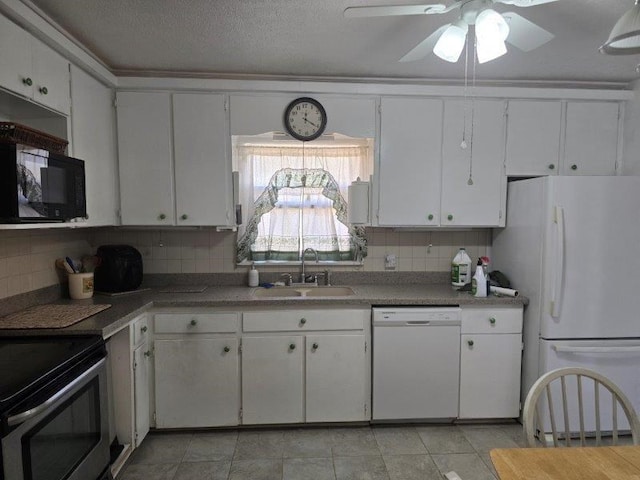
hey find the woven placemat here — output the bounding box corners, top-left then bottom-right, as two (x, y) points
(0, 304), (112, 329)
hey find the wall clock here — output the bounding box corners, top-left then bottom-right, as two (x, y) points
(284, 97), (327, 141)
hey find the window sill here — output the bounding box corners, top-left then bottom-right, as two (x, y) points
(237, 260), (363, 267)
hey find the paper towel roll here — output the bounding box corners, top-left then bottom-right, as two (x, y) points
(348, 180), (370, 225)
(490, 286), (519, 297)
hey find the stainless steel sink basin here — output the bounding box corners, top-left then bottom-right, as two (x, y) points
(252, 286), (355, 298)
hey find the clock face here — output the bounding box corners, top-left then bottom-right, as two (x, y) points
(284, 97), (327, 141)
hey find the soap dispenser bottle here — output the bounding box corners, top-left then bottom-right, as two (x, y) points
(248, 264), (259, 287)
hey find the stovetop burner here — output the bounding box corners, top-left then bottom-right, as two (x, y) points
(0, 335), (105, 414)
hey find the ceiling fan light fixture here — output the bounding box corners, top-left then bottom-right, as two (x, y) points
(475, 8), (510, 63)
(433, 20), (469, 62)
(600, 1), (640, 55)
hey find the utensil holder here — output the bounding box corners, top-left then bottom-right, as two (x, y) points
(68, 273), (94, 299)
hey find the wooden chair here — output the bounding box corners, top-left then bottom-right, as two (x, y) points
(522, 367), (640, 447)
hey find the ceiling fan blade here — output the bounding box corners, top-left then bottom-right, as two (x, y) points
(502, 12), (554, 51)
(496, 0), (558, 7)
(344, 4), (447, 18)
(399, 25), (449, 62)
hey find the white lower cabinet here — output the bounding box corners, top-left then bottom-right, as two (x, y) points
(459, 306), (524, 419)
(306, 334), (367, 422)
(154, 337), (239, 428)
(152, 311), (240, 428)
(132, 341), (151, 446)
(242, 308), (371, 425)
(241, 336), (304, 424)
(106, 314), (151, 477)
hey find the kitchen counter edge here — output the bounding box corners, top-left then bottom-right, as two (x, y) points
(0, 284), (527, 338)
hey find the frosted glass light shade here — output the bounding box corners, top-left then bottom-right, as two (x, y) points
(601, 2), (640, 54)
(475, 9), (510, 63)
(433, 21), (469, 62)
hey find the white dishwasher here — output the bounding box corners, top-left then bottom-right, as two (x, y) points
(372, 307), (461, 420)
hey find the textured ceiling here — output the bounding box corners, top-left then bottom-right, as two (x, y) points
(26, 0), (640, 85)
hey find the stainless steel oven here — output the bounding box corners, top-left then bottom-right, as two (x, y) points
(0, 336), (111, 480)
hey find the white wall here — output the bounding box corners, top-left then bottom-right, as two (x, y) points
(623, 79), (640, 175)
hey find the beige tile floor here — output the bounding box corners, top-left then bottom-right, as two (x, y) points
(118, 422), (531, 480)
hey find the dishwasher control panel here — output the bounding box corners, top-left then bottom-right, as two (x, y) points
(372, 307), (461, 326)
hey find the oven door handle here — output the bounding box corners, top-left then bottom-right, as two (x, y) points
(7, 358), (105, 427)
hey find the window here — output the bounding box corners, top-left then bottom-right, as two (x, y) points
(234, 135), (372, 263)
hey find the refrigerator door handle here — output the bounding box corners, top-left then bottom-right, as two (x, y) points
(552, 344), (640, 354)
(551, 206), (565, 318)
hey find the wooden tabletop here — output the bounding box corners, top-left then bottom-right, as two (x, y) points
(490, 446), (640, 480)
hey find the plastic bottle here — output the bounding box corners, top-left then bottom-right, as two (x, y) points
(472, 258), (487, 297)
(451, 247), (472, 289)
(248, 264), (259, 287)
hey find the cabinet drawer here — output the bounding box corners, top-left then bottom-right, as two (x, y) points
(132, 315), (149, 346)
(461, 307), (523, 334)
(154, 313), (239, 334)
(243, 309), (367, 332)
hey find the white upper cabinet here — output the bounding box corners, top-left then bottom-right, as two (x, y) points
(70, 66), (118, 226)
(505, 100), (562, 176)
(173, 93), (232, 226)
(378, 97), (443, 226)
(563, 101), (620, 176)
(441, 99), (506, 227)
(506, 100), (621, 177)
(378, 97), (506, 227)
(117, 91), (233, 226)
(0, 15), (70, 114)
(117, 91), (174, 225)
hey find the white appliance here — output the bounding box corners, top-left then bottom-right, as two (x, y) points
(372, 307), (461, 420)
(492, 176), (640, 431)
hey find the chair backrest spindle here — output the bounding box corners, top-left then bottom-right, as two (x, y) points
(523, 367), (640, 449)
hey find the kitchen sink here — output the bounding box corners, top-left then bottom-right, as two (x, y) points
(252, 286), (356, 298)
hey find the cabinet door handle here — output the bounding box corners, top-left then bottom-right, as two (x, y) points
(39, 86), (48, 95)
(289, 343), (296, 350)
(300, 318), (307, 325)
(312, 343), (319, 350)
(427, 214), (434, 221)
(489, 317), (496, 325)
(141, 325), (148, 333)
(223, 346), (230, 353)
(548, 164), (555, 170)
(467, 340), (474, 347)
(447, 214), (453, 221)
(571, 164), (578, 171)
(180, 214), (188, 220)
(190, 319), (198, 326)
(143, 351), (151, 357)
(22, 77), (32, 86)
(158, 213), (166, 220)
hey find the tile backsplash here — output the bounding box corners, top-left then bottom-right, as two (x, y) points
(0, 229), (92, 299)
(0, 227), (490, 300)
(88, 227), (491, 275)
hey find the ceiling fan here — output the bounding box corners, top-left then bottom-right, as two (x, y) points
(344, 0), (557, 64)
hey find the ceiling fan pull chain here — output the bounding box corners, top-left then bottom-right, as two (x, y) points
(467, 29), (478, 187)
(461, 36), (470, 150)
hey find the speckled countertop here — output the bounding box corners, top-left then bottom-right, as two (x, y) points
(0, 283), (527, 339)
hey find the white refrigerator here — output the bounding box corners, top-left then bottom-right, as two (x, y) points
(492, 176), (640, 430)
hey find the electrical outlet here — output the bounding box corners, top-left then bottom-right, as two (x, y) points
(384, 254), (397, 269)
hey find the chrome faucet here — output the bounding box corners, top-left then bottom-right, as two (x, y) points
(299, 247), (319, 284)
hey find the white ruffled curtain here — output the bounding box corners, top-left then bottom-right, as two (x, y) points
(236, 144), (371, 262)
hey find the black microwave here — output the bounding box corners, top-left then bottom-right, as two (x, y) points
(0, 143), (86, 223)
